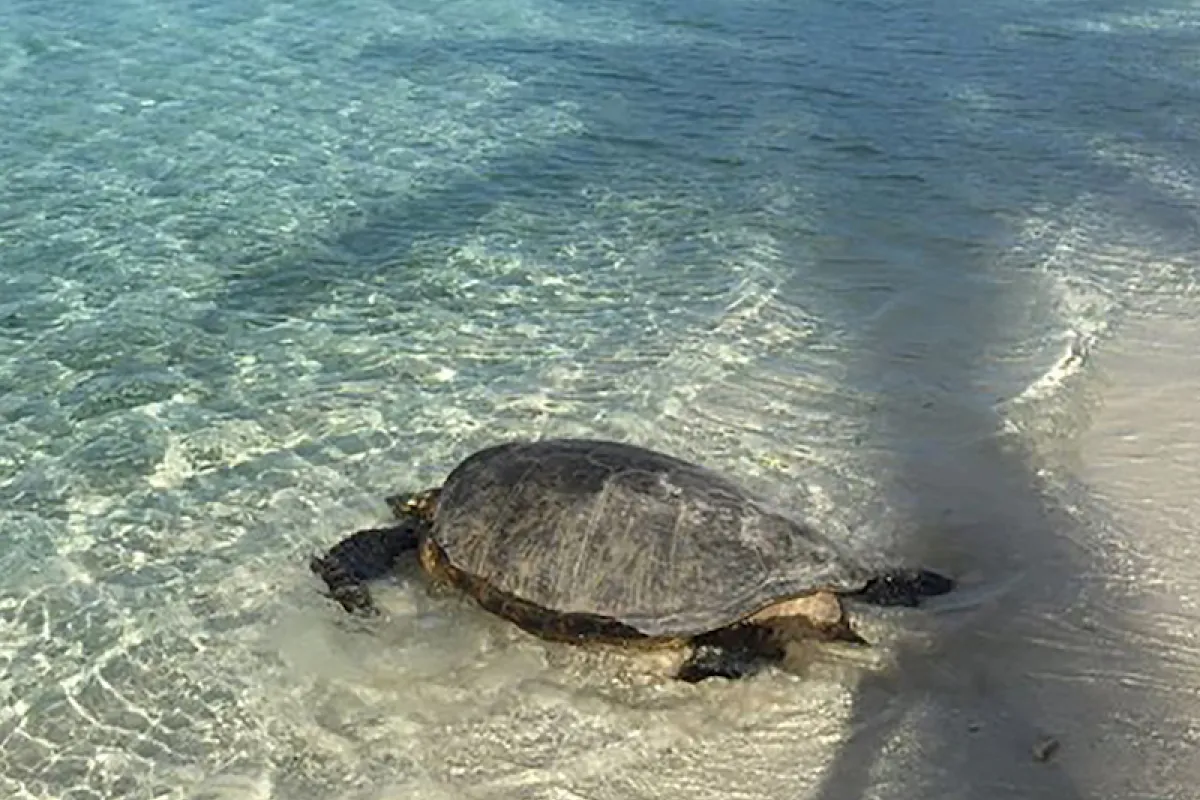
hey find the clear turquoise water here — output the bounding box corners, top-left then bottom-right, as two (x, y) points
(2, 0), (1199, 798)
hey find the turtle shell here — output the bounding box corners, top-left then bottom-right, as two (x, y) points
(429, 438), (872, 639)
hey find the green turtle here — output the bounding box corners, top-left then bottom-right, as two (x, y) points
(309, 438), (954, 682)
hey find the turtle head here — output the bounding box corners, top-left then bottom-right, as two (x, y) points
(851, 567), (955, 607)
(386, 487), (441, 522)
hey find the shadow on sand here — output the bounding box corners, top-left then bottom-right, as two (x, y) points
(801, 2), (1200, 798)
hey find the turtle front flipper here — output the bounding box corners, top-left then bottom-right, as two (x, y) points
(309, 521), (423, 614)
(850, 568), (955, 608)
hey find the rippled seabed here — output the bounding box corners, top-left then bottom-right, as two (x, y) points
(2, 0), (1199, 798)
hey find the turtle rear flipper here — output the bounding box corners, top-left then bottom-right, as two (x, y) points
(675, 625), (785, 683)
(310, 522), (423, 614)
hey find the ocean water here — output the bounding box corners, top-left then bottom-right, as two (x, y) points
(2, 0), (1199, 798)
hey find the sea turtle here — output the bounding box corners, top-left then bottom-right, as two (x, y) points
(309, 437), (954, 682)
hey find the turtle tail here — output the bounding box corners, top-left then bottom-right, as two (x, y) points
(850, 568), (955, 608)
(309, 521), (423, 614)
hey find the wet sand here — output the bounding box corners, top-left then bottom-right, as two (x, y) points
(724, 297), (1200, 800)
(1069, 300), (1200, 794)
(255, 304), (1200, 800)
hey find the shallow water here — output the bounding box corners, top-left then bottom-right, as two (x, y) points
(1, 0), (1199, 798)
